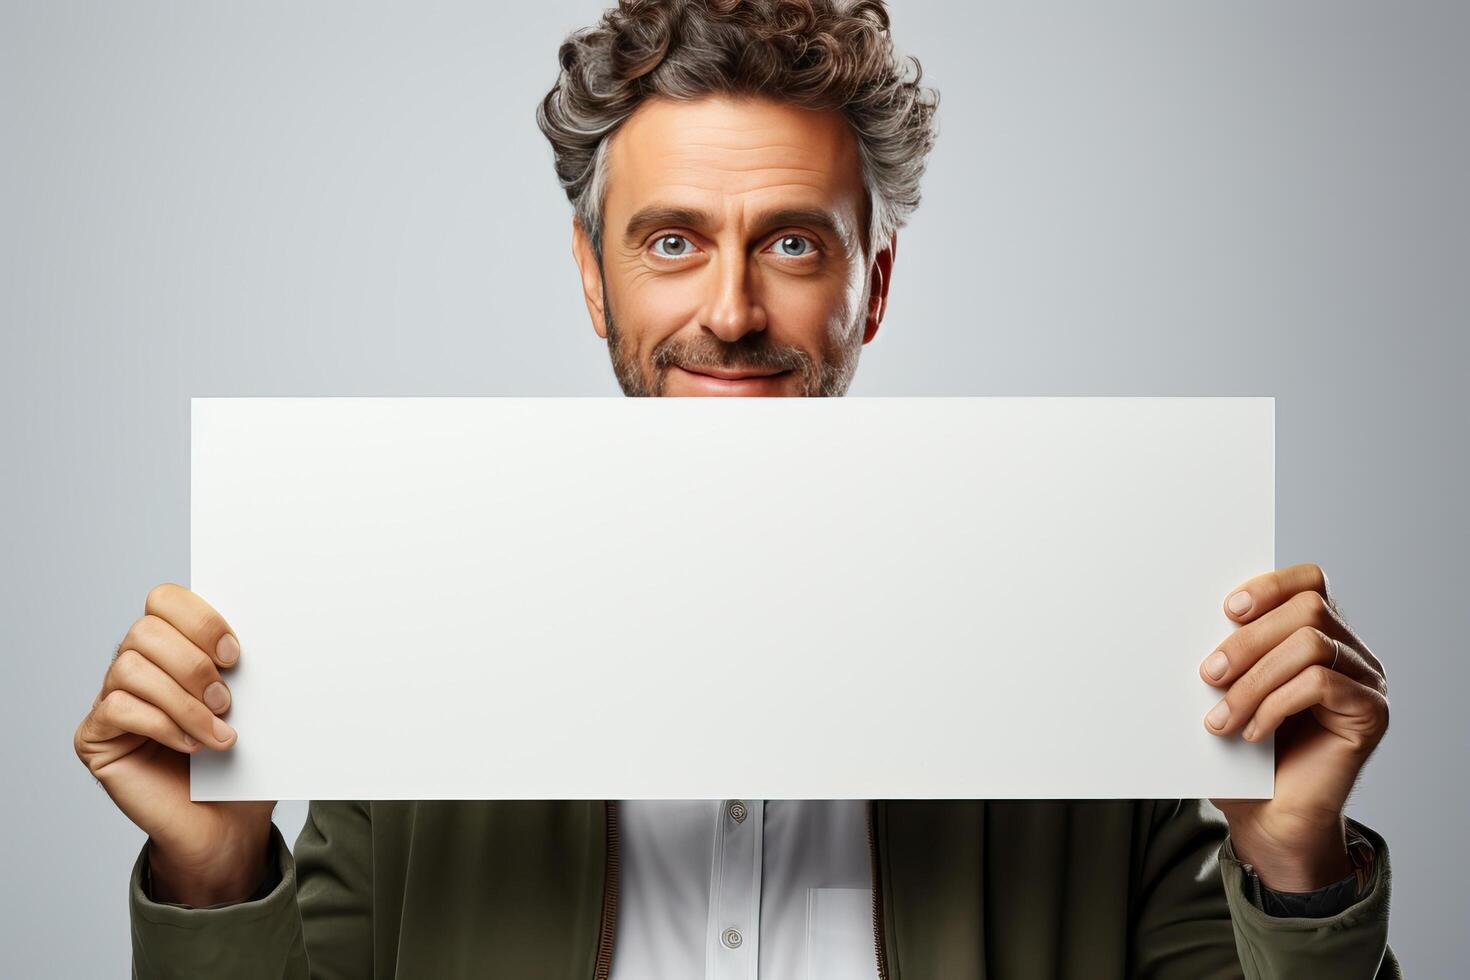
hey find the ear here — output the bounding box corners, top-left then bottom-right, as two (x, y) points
(570, 215), (609, 339)
(862, 233), (897, 345)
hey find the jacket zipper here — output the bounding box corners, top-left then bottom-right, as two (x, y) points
(593, 800), (621, 980)
(866, 800), (891, 980)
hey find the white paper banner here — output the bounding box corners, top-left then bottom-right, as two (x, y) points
(190, 397), (1274, 801)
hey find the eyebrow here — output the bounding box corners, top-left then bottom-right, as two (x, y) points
(621, 204), (855, 253)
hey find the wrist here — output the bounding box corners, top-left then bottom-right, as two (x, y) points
(1231, 816), (1353, 892)
(147, 827), (273, 907)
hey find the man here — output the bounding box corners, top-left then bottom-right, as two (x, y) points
(77, 2), (1397, 977)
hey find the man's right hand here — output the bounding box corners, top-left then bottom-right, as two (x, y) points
(74, 582), (276, 906)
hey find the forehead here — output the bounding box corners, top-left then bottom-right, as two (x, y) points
(603, 94), (865, 221)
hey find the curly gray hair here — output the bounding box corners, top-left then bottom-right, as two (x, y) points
(536, 0), (940, 260)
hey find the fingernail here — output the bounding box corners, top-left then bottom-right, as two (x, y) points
(1206, 700), (1231, 730)
(1243, 722), (1258, 741)
(1227, 590), (1253, 616)
(203, 681), (231, 713)
(1203, 651), (1230, 680)
(212, 717), (235, 743)
(182, 733), (199, 750)
(216, 634), (240, 666)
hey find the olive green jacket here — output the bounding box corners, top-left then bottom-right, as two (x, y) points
(130, 800), (1398, 979)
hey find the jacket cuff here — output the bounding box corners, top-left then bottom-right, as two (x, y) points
(1219, 818), (1396, 979)
(130, 823), (306, 979)
(1247, 825), (1377, 918)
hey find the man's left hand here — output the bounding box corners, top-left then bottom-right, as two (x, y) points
(1200, 562), (1389, 891)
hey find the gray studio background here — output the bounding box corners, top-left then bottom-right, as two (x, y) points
(2, 1), (1465, 975)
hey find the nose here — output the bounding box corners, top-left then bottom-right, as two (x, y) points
(698, 252), (768, 342)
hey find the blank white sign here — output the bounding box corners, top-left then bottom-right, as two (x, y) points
(190, 397), (1274, 801)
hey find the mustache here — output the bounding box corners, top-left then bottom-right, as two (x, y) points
(649, 333), (815, 391)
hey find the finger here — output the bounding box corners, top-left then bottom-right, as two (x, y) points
(103, 648), (236, 749)
(1200, 588), (1382, 690)
(81, 689), (200, 754)
(118, 614), (231, 714)
(1221, 562), (1327, 624)
(1239, 665), (1389, 752)
(144, 582), (241, 669)
(1203, 626), (1375, 736)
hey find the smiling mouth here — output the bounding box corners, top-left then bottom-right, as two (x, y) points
(677, 365), (792, 381)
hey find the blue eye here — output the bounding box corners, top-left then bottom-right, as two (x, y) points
(651, 235), (694, 258)
(771, 234), (815, 257)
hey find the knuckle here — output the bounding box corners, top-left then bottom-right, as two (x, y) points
(145, 581), (183, 612)
(136, 613), (167, 643)
(1304, 664), (1332, 695)
(1252, 694), (1281, 727)
(98, 688), (130, 716)
(184, 697), (216, 732)
(109, 648), (146, 686)
(1369, 691), (1388, 724)
(121, 614), (163, 653)
(1292, 589), (1328, 623)
(186, 651), (219, 690)
(1228, 671), (1261, 708)
(1294, 625), (1332, 659)
(1291, 562), (1328, 598)
(196, 609), (228, 643)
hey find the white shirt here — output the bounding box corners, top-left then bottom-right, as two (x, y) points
(612, 800), (880, 980)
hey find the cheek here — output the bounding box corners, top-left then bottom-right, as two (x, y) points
(765, 271), (863, 349)
(615, 271), (703, 355)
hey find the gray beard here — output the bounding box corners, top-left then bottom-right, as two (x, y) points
(602, 280), (863, 397)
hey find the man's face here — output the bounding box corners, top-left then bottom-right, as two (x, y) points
(571, 94), (894, 397)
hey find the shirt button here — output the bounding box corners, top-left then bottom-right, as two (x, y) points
(727, 800), (748, 824)
(722, 927), (743, 949)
